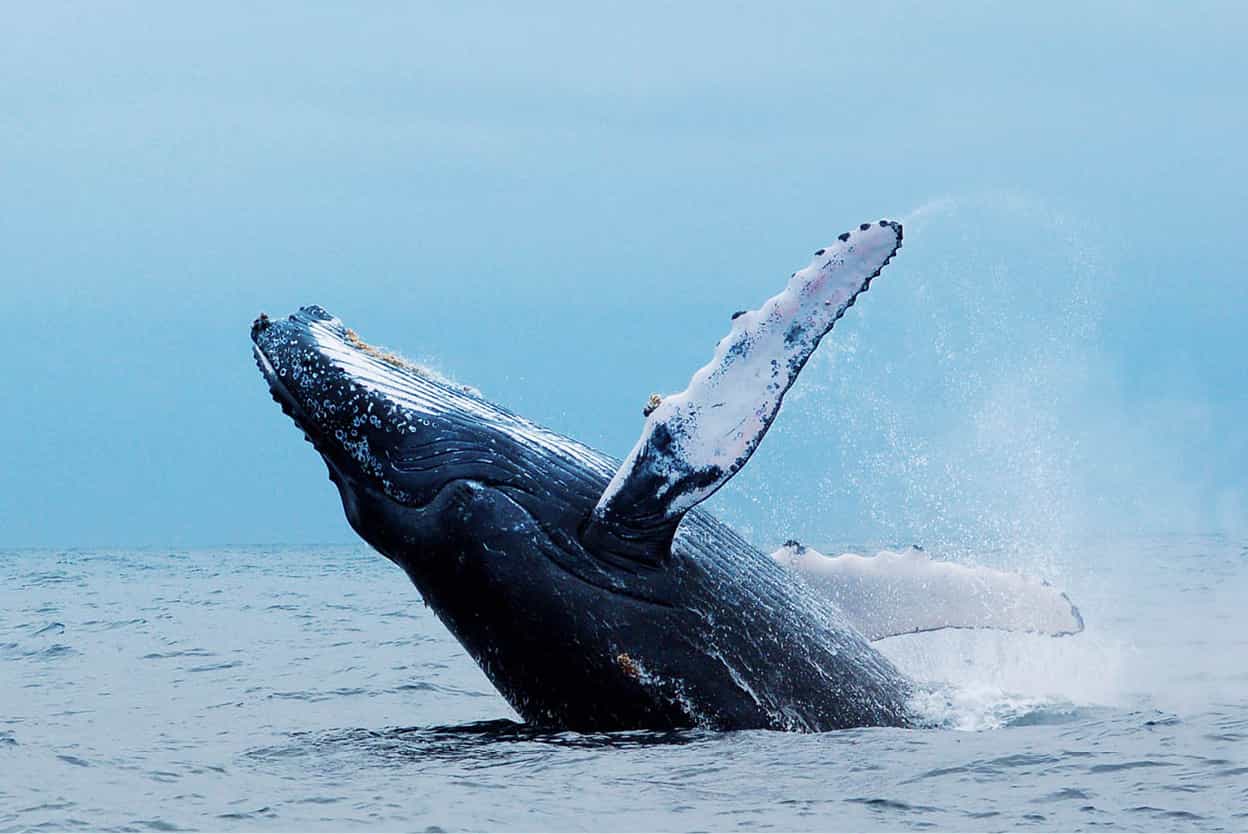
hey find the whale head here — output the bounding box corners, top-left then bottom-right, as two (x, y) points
(250, 305), (614, 558)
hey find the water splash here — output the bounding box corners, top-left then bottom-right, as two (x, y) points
(709, 192), (1246, 727)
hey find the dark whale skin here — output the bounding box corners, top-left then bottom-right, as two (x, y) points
(252, 306), (914, 732)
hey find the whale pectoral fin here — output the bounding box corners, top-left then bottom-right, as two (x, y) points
(772, 543), (1084, 641)
(582, 220), (904, 563)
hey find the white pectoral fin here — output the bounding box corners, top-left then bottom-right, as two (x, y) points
(773, 543), (1084, 641)
(582, 220), (904, 565)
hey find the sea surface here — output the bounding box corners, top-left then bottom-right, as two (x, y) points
(2, 537), (1246, 831)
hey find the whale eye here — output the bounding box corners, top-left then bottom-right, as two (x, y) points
(838, 232), (850, 242)
(859, 223), (870, 231)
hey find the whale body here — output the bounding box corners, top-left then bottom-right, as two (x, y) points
(250, 219), (1080, 731)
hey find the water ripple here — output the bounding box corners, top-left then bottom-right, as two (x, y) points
(3, 542), (1247, 830)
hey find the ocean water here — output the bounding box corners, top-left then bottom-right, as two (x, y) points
(2, 537), (1245, 831)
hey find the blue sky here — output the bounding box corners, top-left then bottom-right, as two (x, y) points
(2, 2), (1245, 548)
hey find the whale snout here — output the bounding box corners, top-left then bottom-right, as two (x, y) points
(251, 305), (509, 513)
(250, 312), (270, 340)
(250, 306), (350, 415)
(250, 305), (343, 381)
(251, 305), (417, 496)
(251, 304), (336, 347)
(252, 307), (355, 472)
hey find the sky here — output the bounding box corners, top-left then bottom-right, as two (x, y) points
(2, 2), (1245, 549)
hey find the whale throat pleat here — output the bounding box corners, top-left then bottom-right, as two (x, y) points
(583, 220), (903, 564)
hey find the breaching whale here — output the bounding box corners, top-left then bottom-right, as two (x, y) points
(251, 219), (1081, 732)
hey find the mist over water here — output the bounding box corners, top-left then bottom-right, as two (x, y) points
(721, 191), (1232, 557)
(703, 195), (1248, 756)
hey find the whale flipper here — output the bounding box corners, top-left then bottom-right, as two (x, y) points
(772, 543), (1084, 641)
(583, 220), (904, 564)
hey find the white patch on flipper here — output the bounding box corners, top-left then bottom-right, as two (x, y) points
(594, 220), (903, 525)
(772, 543), (1084, 641)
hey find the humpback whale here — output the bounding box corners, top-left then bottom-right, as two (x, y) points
(251, 219), (1081, 732)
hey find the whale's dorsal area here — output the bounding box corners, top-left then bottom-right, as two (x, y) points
(772, 543), (1085, 641)
(584, 220), (903, 564)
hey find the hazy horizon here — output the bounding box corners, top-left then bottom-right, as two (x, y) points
(3, 2), (1245, 550)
